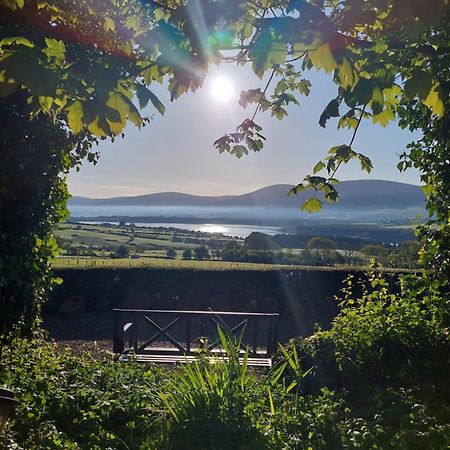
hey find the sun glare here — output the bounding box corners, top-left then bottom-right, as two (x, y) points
(210, 76), (233, 102)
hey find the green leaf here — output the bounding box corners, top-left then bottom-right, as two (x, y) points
(0, 36), (33, 48)
(309, 43), (337, 73)
(422, 84), (444, 117)
(371, 84), (384, 115)
(404, 71), (433, 100)
(154, 8), (166, 22)
(103, 17), (115, 32)
(106, 91), (130, 122)
(313, 161), (325, 174)
(250, 27), (287, 76)
(271, 103), (287, 120)
(67, 101), (83, 134)
(372, 107), (395, 126)
(125, 15), (140, 31)
(0, 51), (58, 96)
(136, 84), (165, 114)
(43, 38), (66, 63)
(334, 144), (353, 160)
(288, 183), (305, 196)
(231, 145), (248, 158)
(2, 0), (24, 10)
(422, 183), (434, 199)
(338, 57), (357, 89)
(301, 198), (323, 214)
(319, 98), (340, 128)
(358, 154), (373, 173)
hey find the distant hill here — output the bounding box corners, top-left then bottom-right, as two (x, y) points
(70, 180), (425, 211)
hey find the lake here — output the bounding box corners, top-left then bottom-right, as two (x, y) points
(68, 204), (302, 220)
(75, 221), (282, 238)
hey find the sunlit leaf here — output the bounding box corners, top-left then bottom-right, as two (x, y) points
(301, 198), (323, 214)
(372, 107), (395, 126)
(66, 101), (83, 133)
(422, 84), (444, 117)
(103, 17), (115, 32)
(309, 43), (337, 73)
(43, 38), (65, 63)
(337, 57), (357, 89)
(313, 161), (325, 174)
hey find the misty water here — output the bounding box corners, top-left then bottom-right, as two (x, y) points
(67, 205), (298, 237)
(68, 204), (303, 220)
(75, 221), (282, 238)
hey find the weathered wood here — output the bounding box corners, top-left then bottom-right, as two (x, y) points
(113, 308), (279, 366)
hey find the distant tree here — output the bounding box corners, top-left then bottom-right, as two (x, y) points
(66, 246), (78, 257)
(341, 244), (359, 267)
(307, 237), (339, 266)
(307, 237), (336, 250)
(118, 221), (126, 228)
(221, 240), (249, 262)
(166, 248), (177, 259)
(194, 245), (210, 261)
(390, 241), (420, 269)
(182, 249), (192, 260)
(114, 245), (129, 259)
(361, 244), (388, 256)
(244, 232), (279, 251)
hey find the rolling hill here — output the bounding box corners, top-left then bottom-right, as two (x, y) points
(70, 180), (425, 211)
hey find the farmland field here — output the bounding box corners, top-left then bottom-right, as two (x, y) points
(53, 256), (311, 271)
(53, 222), (420, 271)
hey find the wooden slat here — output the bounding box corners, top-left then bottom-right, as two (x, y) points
(119, 353), (273, 367)
(114, 308), (278, 317)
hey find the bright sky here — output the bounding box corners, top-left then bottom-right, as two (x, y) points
(68, 63), (420, 198)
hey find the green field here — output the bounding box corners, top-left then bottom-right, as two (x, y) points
(53, 256), (316, 271)
(53, 222), (419, 271)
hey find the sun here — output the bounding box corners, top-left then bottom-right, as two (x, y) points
(210, 76), (233, 102)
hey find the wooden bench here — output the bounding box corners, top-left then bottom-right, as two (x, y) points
(113, 309), (279, 367)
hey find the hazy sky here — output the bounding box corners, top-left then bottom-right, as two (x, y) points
(68, 63), (420, 198)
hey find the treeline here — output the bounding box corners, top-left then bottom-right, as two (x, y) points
(173, 232), (421, 270)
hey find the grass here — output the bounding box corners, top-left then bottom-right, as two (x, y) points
(53, 256), (415, 273)
(52, 256), (322, 271)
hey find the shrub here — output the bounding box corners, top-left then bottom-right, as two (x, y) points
(0, 337), (167, 449)
(316, 270), (450, 387)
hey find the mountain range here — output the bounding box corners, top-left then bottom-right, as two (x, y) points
(70, 180), (425, 212)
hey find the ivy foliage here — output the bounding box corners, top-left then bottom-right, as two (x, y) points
(0, 92), (96, 336)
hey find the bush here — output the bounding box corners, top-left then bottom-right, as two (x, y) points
(282, 269), (450, 449)
(114, 245), (130, 259)
(317, 270), (449, 386)
(166, 248), (177, 259)
(0, 337), (167, 449)
(0, 332), (347, 450)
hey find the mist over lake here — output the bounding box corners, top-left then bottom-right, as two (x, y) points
(74, 221), (282, 238)
(68, 204), (302, 220)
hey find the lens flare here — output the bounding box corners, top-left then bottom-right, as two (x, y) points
(211, 76), (233, 102)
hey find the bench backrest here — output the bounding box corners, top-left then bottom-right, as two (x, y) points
(113, 308), (279, 359)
